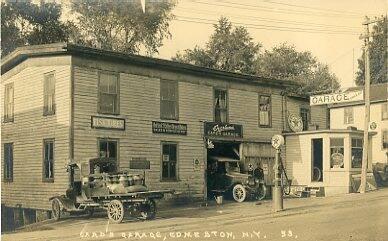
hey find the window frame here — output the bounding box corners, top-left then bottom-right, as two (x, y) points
(344, 107), (354, 124)
(3, 143), (13, 182)
(160, 142), (178, 181)
(97, 71), (120, 115)
(42, 139), (55, 182)
(258, 94), (272, 128)
(382, 129), (388, 150)
(43, 71), (56, 116)
(329, 138), (345, 169)
(3, 83), (14, 123)
(382, 102), (388, 120)
(351, 138), (363, 168)
(213, 88), (228, 123)
(97, 138), (119, 173)
(300, 107), (311, 131)
(160, 79), (179, 120)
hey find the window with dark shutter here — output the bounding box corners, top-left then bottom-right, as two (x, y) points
(98, 73), (119, 114)
(44, 72), (56, 115)
(3, 143), (13, 182)
(160, 80), (178, 120)
(43, 139), (54, 182)
(214, 89), (228, 123)
(259, 95), (271, 127)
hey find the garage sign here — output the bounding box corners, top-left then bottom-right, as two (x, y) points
(310, 90), (363, 106)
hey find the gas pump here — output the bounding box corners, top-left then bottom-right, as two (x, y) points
(271, 135), (285, 212)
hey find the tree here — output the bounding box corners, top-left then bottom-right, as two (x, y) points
(355, 16), (387, 86)
(256, 44), (340, 95)
(1, 0), (71, 57)
(173, 17), (261, 74)
(70, 0), (175, 55)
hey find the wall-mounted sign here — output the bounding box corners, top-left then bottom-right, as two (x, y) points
(91, 116), (125, 130)
(288, 114), (303, 133)
(152, 121), (187, 135)
(369, 121), (378, 131)
(331, 153), (344, 168)
(204, 122), (243, 138)
(310, 90), (364, 106)
(271, 134), (285, 149)
(130, 157), (150, 170)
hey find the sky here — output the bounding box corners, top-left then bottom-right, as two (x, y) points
(156, 0), (387, 89)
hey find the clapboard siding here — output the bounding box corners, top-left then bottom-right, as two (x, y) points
(1, 56), (71, 210)
(73, 66), (213, 198)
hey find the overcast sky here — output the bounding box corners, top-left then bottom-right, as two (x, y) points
(157, 0), (386, 89)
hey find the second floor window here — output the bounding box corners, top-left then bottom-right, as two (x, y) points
(214, 89), (228, 123)
(43, 139), (54, 181)
(259, 95), (271, 127)
(98, 72), (119, 114)
(3, 143), (13, 181)
(382, 102), (388, 120)
(44, 72), (56, 115)
(4, 83), (14, 122)
(344, 107), (353, 124)
(300, 107), (310, 131)
(160, 80), (178, 120)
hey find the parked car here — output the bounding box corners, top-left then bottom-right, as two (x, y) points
(207, 157), (267, 202)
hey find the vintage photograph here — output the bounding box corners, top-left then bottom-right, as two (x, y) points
(1, 0), (387, 240)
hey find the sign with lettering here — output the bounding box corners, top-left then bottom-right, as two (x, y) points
(91, 116), (125, 130)
(310, 90), (364, 106)
(130, 157), (150, 170)
(204, 122), (243, 138)
(152, 121), (187, 135)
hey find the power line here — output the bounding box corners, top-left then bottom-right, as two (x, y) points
(174, 15), (360, 35)
(176, 7), (361, 31)
(190, 0), (363, 19)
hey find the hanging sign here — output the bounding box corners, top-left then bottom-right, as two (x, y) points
(204, 122), (243, 138)
(271, 134), (285, 149)
(310, 90), (364, 106)
(288, 114), (303, 133)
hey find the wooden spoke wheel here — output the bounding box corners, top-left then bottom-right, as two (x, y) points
(255, 184), (267, 201)
(232, 184), (247, 202)
(140, 199), (156, 220)
(107, 200), (125, 223)
(51, 198), (62, 221)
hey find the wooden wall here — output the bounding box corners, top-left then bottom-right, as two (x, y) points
(1, 56), (71, 210)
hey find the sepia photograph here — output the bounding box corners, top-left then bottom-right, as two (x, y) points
(1, 0), (387, 240)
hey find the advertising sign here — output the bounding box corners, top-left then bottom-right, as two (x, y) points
(310, 90), (364, 106)
(204, 122), (243, 138)
(152, 121), (187, 135)
(91, 116), (125, 130)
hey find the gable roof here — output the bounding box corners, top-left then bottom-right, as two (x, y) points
(1, 43), (299, 89)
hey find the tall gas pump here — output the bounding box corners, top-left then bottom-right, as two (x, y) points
(271, 134), (285, 212)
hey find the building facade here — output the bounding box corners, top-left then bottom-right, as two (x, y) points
(329, 83), (388, 164)
(1, 43), (327, 228)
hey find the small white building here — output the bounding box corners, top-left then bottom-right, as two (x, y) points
(329, 83), (388, 164)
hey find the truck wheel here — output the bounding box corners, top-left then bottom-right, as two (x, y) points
(255, 184), (267, 201)
(107, 200), (125, 223)
(232, 184), (247, 202)
(140, 199), (156, 220)
(51, 198), (62, 221)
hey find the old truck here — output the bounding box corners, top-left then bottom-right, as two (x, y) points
(49, 158), (174, 223)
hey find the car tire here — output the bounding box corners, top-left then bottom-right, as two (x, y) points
(232, 184), (247, 202)
(51, 198), (62, 221)
(255, 184), (267, 200)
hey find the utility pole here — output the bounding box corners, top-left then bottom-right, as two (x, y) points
(359, 16), (373, 193)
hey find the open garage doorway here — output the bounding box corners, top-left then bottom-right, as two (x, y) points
(312, 138), (323, 182)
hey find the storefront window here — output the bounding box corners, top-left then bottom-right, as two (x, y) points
(98, 139), (117, 173)
(214, 89), (228, 123)
(161, 143), (177, 181)
(259, 95), (271, 127)
(43, 139), (54, 181)
(330, 138), (344, 168)
(383, 130), (388, 149)
(351, 138), (363, 168)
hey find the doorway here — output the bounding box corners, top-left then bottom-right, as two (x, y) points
(312, 138), (323, 182)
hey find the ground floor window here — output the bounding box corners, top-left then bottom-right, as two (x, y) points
(383, 130), (388, 149)
(3, 143), (13, 181)
(161, 143), (177, 181)
(43, 139), (54, 181)
(351, 138), (363, 168)
(330, 138), (344, 168)
(97, 139), (118, 173)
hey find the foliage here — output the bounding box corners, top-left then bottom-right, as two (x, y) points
(1, 0), (71, 57)
(70, 0), (175, 55)
(173, 17), (261, 74)
(256, 44), (340, 95)
(355, 16), (388, 85)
